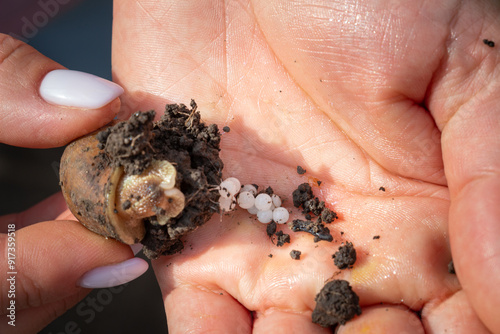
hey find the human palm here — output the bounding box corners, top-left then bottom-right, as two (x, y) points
(112, 0), (499, 332)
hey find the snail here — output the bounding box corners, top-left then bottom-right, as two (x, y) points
(59, 101), (224, 258)
(60, 131), (186, 245)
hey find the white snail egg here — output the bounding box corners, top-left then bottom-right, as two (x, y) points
(237, 191), (255, 209)
(219, 187), (231, 198)
(271, 194), (282, 207)
(220, 177), (241, 197)
(241, 184), (257, 196)
(254, 193), (273, 211)
(247, 205), (259, 215)
(219, 195), (236, 212)
(273, 207), (289, 224)
(257, 209), (273, 224)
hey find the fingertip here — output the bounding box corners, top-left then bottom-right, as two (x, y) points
(0, 34), (123, 147)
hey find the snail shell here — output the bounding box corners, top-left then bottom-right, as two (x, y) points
(59, 130), (185, 244)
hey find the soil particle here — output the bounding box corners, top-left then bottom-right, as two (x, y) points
(320, 208), (337, 224)
(373, 235), (380, 240)
(448, 260), (456, 274)
(222, 126), (230, 132)
(303, 197), (326, 216)
(317, 180), (322, 186)
(297, 165), (307, 175)
(290, 250), (301, 260)
(289, 219), (333, 242)
(332, 242), (356, 269)
(264, 186), (274, 195)
(292, 183), (313, 208)
(93, 100), (223, 259)
(483, 39), (495, 47)
(268, 254), (273, 258)
(312, 279), (361, 327)
(276, 230), (291, 246)
(266, 221), (277, 238)
(379, 186), (385, 192)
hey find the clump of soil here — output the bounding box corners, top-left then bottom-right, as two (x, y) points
(292, 183), (313, 207)
(265, 221), (290, 247)
(290, 250), (301, 260)
(289, 219), (333, 242)
(276, 230), (291, 247)
(290, 183), (337, 242)
(312, 280), (362, 327)
(332, 242), (356, 269)
(72, 100), (223, 259)
(483, 39), (495, 47)
(264, 186), (274, 196)
(297, 166), (306, 174)
(96, 111), (156, 175)
(266, 221), (277, 238)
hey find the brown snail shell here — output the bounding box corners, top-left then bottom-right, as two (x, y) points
(59, 130), (185, 245)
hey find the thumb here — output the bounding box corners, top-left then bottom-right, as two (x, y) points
(0, 220), (148, 333)
(0, 34), (123, 148)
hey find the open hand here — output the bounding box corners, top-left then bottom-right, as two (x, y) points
(112, 0), (499, 333)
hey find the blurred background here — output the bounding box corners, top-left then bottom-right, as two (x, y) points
(0, 0), (167, 332)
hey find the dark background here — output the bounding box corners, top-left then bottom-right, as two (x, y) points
(0, 0), (167, 332)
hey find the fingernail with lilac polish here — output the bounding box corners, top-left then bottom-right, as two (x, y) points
(40, 69), (124, 109)
(77, 258), (148, 289)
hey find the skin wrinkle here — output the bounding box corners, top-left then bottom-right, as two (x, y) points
(250, 1), (351, 145)
(252, 1), (447, 186)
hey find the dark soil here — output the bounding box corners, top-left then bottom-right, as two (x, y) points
(292, 183), (313, 208)
(80, 100), (223, 259)
(290, 250), (301, 260)
(483, 39), (495, 47)
(312, 280), (361, 327)
(222, 126), (230, 132)
(320, 208), (337, 224)
(297, 166), (306, 175)
(264, 186), (274, 196)
(266, 221), (277, 238)
(276, 230), (291, 247)
(289, 219), (333, 242)
(373, 235), (380, 240)
(96, 110), (156, 175)
(332, 242), (356, 269)
(379, 186), (385, 192)
(291, 183), (337, 240)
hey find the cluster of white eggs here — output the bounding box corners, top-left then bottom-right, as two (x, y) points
(218, 177), (290, 224)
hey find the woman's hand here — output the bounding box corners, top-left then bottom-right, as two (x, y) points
(0, 34), (148, 333)
(112, 0), (499, 333)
